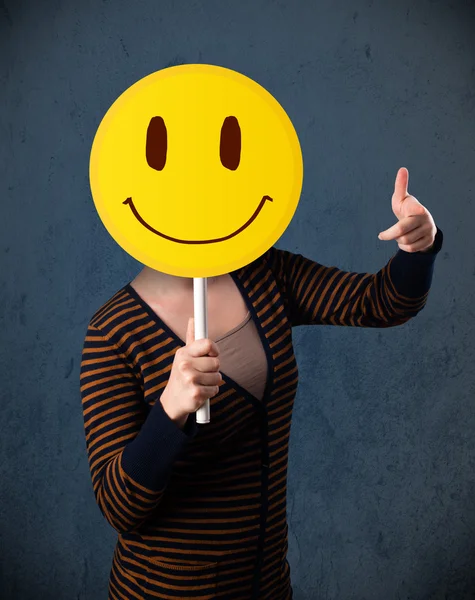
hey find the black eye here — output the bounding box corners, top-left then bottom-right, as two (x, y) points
(220, 116), (241, 170)
(146, 116), (167, 171)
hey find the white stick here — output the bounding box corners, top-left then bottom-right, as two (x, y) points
(194, 277), (210, 424)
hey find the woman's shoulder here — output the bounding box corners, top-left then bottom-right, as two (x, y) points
(86, 283), (133, 334)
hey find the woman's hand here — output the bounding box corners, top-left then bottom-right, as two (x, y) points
(378, 167), (437, 253)
(160, 317), (224, 429)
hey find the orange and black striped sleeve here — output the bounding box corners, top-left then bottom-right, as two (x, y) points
(80, 323), (198, 533)
(265, 227), (443, 328)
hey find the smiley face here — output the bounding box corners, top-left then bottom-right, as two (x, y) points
(90, 64), (303, 277)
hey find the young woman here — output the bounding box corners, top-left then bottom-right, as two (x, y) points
(80, 194), (443, 599)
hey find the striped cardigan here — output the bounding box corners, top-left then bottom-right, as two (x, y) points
(80, 228), (443, 600)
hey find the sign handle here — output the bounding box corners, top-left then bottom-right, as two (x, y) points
(194, 277), (210, 424)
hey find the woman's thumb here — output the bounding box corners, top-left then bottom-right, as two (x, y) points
(186, 316), (195, 346)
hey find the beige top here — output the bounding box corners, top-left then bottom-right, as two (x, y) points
(214, 311), (268, 401)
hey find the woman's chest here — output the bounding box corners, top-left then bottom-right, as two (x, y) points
(139, 276), (250, 342)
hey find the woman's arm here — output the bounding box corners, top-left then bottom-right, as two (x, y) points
(80, 324), (197, 533)
(264, 227), (443, 328)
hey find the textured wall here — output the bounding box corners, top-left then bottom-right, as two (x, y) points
(1, 0), (474, 598)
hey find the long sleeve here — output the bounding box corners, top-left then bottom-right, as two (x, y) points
(265, 227), (443, 328)
(79, 324), (198, 533)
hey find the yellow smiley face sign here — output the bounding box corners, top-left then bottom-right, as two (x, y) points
(90, 64), (303, 277)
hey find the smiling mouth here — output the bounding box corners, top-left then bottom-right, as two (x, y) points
(122, 195), (273, 244)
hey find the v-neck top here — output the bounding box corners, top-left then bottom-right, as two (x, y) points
(79, 229), (443, 600)
(124, 286), (267, 402)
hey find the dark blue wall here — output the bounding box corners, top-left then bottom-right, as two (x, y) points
(1, 1), (473, 598)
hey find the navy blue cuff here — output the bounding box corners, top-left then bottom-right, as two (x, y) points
(388, 227), (443, 298)
(121, 398), (198, 491)
(417, 226), (443, 255)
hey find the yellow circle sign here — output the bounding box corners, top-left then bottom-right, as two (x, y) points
(90, 64), (303, 277)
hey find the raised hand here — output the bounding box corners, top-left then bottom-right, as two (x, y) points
(378, 167), (437, 253)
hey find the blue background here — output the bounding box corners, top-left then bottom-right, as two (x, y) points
(1, 0), (474, 598)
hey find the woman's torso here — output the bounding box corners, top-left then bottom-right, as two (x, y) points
(82, 257), (297, 599)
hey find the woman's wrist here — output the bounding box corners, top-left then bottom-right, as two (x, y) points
(160, 390), (189, 430)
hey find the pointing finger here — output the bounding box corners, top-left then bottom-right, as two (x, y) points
(393, 167), (409, 200)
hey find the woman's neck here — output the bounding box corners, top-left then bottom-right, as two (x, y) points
(133, 266), (224, 296)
